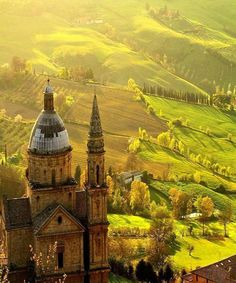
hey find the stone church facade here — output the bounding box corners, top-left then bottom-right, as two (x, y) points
(1, 82), (109, 283)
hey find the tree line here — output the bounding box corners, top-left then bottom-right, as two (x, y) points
(129, 78), (236, 111)
(143, 83), (210, 105)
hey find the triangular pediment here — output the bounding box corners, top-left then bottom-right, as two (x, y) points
(34, 204), (84, 235)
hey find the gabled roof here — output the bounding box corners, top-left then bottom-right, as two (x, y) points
(3, 197), (32, 230)
(33, 203), (85, 234)
(192, 255), (236, 282)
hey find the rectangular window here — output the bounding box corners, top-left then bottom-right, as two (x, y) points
(58, 252), (64, 269)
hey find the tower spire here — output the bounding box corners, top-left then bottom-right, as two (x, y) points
(87, 93), (104, 152)
(89, 93), (103, 139)
(87, 92), (105, 185)
(44, 79), (54, 111)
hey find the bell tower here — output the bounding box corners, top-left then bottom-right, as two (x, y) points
(84, 94), (109, 283)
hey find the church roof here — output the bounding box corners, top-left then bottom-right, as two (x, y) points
(28, 81), (71, 155)
(191, 255), (236, 282)
(3, 197), (32, 230)
(33, 203), (84, 234)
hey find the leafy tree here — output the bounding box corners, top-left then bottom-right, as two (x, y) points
(106, 175), (115, 197)
(187, 244), (194, 256)
(195, 196), (214, 235)
(157, 131), (171, 147)
(150, 201), (159, 218)
(108, 166), (113, 177)
(148, 206), (173, 268)
(169, 138), (177, 151)
(130, 180), (150, 213)
(112, 187), (124, 213)
(163, 263), (174, 283)
(218, 202), (233, 237)
(74, 165), (81, 186)
(146, 262), (158, 283)
(158, 267), (164, 282)
(193, 171), (201, 184)
(169, 188), (191, 219)
(135, 259), (147, 282)
(127, 265), (134, 280)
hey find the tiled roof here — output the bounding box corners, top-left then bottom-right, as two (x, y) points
(192, 255), (236, 282)
(4, 197), (32, 230)
(182, 273), (193, 282)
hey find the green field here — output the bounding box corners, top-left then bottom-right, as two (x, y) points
(108, 213), (236, 271)
(108, 214), (151, 229)
(138, 95), (236, 191)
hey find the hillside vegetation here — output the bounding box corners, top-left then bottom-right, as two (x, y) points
(135, 95), (236, 191)
(1, 0), (236, 94)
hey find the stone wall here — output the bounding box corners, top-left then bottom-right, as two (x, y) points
(89, 225), (109, 270)
(28, 150), (72, 186)
(28, 184), (77, 217)
(87, 188), (108, 225)
(7, 227), (33, 268)
(90, 269), (109, 283)
(35, 233), (84, 276)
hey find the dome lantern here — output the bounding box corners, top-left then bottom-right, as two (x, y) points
(44, 79), (54, 111)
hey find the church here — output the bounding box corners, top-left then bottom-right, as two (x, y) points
(1, 81), (110, 283)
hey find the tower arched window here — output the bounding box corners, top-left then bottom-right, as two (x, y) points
(96, 165), (100, 185)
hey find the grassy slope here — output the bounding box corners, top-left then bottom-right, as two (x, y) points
(150, 181), (236, 213)
(1, 0), (236, 92)
(138, 95), (236, 190)
(108, 214), (151, 229)
(0, 7), (203, 93)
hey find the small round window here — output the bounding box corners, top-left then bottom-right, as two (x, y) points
(57, 216), (62, 224)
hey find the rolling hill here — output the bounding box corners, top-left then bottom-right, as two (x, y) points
(1, 0), (236, 94)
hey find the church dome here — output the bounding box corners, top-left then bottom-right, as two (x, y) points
(28, 81), (71, 155)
